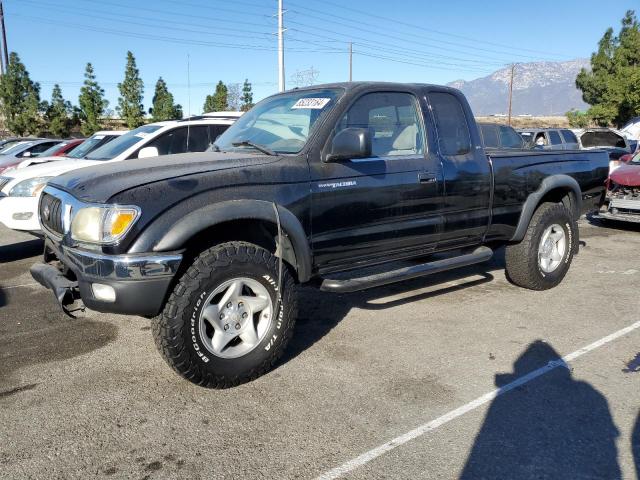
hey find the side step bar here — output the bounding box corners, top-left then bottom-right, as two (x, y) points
(320, 246), (493, 293)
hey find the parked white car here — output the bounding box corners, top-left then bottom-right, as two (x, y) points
(0, 115), (238, 234)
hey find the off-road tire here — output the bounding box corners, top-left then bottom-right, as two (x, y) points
(505, 202), (578, 290)
(152, 241), (297, 388)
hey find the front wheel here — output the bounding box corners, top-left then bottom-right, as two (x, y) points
(505, 202), (578, 290)
(152, 242), (297, 388)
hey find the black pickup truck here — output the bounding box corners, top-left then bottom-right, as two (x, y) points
(31, 82), (609, 388)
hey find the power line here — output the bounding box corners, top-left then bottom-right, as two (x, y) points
(305, 0), (569, 59)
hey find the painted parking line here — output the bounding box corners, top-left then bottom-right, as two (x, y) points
(0, 282), (39, 290)
(315, 320), (640, 480)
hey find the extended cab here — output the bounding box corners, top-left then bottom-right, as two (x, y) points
(31, 82), (609, 388)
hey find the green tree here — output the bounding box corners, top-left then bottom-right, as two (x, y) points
(203, 81), (228, 112)
(241, 79), (254, 112)
(566, 109), (591, 128)
(576, 10), (640, 126)
(149, 77), (182, 121)
(0, 52), (43, 136)
(78, 62), (109, 136)
(44, 84), (73, 137)
(117, 51), (145, 128)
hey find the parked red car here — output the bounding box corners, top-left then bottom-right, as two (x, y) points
(596, 151), (640, 223)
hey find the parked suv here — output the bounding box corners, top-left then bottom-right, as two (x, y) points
(0, 116), (237, 234)
(478, 123), (524, 150)
(518, 128), (580, 150)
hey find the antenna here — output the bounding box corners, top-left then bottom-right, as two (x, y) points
(186, 53), (191, 150)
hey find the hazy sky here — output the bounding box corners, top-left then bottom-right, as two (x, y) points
(7, 0), (635, 114)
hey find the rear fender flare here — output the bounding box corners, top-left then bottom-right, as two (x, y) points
(510, 174), (582, 242)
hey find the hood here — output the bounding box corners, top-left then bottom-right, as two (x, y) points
(15, 155), (66, 169)
(609, 163), (640, 187)
(1, 159), (101, 186)
(50, 151), (279, 203)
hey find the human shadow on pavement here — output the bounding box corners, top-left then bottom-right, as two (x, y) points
(633, 411), (640, 480)
(460, 341), (621, 480)
(0, 238), (43, 263)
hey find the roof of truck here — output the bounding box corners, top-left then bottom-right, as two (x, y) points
(285, 81), (458, 92)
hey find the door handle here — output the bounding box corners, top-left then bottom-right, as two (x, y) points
(418, 172), (438, 184)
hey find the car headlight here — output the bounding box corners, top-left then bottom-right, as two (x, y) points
(9, 176), (53, 197)
(71, 205), (140, 244)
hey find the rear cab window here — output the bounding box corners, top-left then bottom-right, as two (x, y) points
(548, 130), (563, 146)
(428, 92), (471, 156)
(479, 124), (500, 149)
(560, 129), (578, 145)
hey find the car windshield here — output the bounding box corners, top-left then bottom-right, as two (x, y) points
(85, 126), (162, 160)
(630, 152), (640, 165)
(213, 88), (343, 154)
(0, 141), (32, 155)
(68, 135), (109, 159)
(39, 141), (72, 157)
(0, 140), (23, 152)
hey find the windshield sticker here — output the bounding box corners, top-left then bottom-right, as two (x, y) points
(134, 132), (149, 138)
(292, 98), (331, 109)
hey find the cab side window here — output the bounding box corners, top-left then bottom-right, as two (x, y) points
(499, 126), (524, 149)
(337, 92), (425, 157)
(429, 93), (471, 156)
(549, 130), (563, 146)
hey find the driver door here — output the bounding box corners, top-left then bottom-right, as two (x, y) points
(309, 91), (443, 271)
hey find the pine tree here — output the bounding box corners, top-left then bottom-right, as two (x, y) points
(78, 62), (109, 136)
(44, 84), (73, 137)
(149, 77), (182, 121)
(0, 52), (43, 136)
(576, 10), (640, 126)
(117, 51), (145, 128)
(241, 79), (254, 112)
(203, 81), (228, 113)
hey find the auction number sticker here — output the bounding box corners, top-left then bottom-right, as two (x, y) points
(292, 98), (331, 109)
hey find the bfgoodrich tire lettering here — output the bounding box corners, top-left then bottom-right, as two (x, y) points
(152, 242), (297, 388)
(505, 202), (578, 290)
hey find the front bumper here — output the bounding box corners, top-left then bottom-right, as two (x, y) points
(595, 197), (640, 223)
(31, 238), (182, 317)
(0, 196), (41, 231)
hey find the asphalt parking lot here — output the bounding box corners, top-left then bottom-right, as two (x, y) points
(1, 220), (639, 479)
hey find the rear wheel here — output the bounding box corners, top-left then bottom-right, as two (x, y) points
(505, 202), (578, 290)
(152, 241), (297, 388)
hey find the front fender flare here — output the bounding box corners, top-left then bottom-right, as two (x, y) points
(129, 199), (312, 282)
(510, 174), (582, 243)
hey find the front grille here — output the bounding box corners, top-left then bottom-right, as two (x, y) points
(0, 176), (10, 192)
(40, 192), (64, 235)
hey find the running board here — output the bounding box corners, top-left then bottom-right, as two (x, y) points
(320, 246), (493, 293)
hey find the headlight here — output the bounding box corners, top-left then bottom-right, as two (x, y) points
(71, 205), (140, 244)
(9, 177), (52, 197)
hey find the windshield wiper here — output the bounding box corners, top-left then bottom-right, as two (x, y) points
(231, 140), (276, 156)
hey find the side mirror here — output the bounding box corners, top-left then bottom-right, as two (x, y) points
(325, 127), (371, 162)
(21, 151), (32, 158)
(138, 146), (159, 159)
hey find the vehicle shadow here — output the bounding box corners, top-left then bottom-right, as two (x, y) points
(0, 288), (5, 308)
(0, 238), (43, 263)
(460, 341), (621, 479)
(633, 411), (640, 480)
(586, 213), (640, 233)
(278, 250), (505, 367)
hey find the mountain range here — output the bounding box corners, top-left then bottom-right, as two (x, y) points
(447, 59), (590, 116)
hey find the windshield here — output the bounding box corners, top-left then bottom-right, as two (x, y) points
(630, 152), (640, 165)
(68, 134), (110, 159)
(0, 141), (32, 155)
(213, 88), (343, 154)
(85, 125), (162, 160)
(39, 141), (72, 157)
(0, 139), (24, 152)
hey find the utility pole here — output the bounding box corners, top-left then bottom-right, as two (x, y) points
(348, 42), (352, 82)
(0, 0), (7, 75)
(277, 0), (285, 92)
(507, 63), (515, 126)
